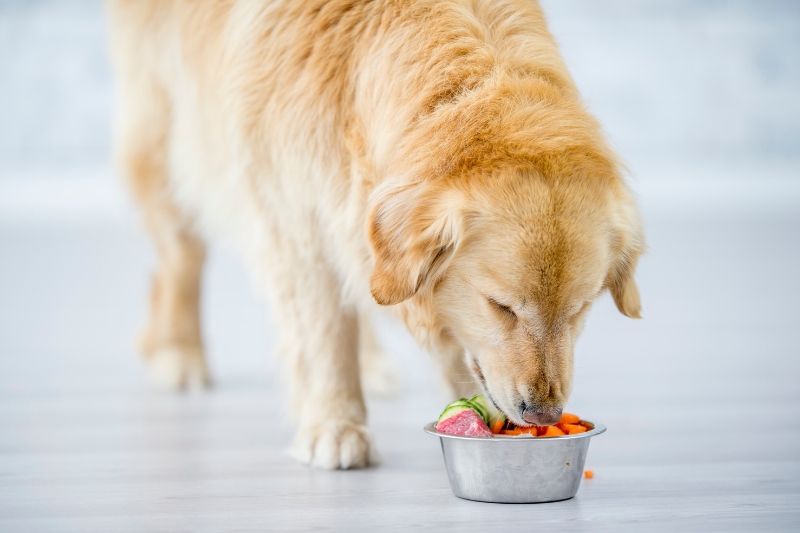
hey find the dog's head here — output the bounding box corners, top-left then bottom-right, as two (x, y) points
(368, 157), (643, 426)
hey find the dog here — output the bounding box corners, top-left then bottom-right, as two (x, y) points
(108, 0), (644, 470)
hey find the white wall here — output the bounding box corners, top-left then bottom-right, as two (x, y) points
(0, 0), (111, 166)
(543, 0), (800, 160)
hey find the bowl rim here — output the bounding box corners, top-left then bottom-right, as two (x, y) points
(423, 419), (607, 441)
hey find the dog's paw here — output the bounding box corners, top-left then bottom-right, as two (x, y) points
(291, 421), (379, 470)
(360, 348), (402, 399)
(144, 346), (210, 391)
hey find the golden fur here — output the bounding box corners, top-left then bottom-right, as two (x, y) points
(108, 0), (643, 469)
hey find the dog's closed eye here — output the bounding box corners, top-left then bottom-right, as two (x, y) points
(487, 297), (517, 322)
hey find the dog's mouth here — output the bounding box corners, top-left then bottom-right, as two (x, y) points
(469, 353), (486, 383)
(468, 352), (507, 419)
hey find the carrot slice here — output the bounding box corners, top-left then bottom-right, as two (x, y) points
(563, 423), (587, 434)
(584, 470), (594, 479)
(491, 419), (504, 434)
(542, 425), (565, 437)
(502, 428), (522, 436)
(520, 426), (537, 436)
(560, 412), (580, 425)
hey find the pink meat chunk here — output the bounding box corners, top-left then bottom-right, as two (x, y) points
(436, 408), (493, 437)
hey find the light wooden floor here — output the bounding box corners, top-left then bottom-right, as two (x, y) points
(1, 212), (798, 532)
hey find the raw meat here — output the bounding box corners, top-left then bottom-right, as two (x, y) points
(436, 408), (493, 437)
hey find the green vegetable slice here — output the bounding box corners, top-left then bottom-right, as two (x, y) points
(436, 405), (473, 424)
(467, 394), (506, 425)
(437, 395), (506, 426)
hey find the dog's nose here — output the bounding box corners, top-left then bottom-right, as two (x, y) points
(521, 403), (562, 425)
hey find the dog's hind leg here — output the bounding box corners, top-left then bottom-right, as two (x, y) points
(136, 200), (209, 391)
(113, 68), (210, 390)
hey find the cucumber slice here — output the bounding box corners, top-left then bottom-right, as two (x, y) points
(437, 397), (480, 423)
(436, 404), (473, 424)
(465, 397), (489, 423)
(467, 394), (506, 425)
(437, 395), (506, 426)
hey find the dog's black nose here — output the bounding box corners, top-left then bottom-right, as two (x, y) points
(521, 402), (562, 425)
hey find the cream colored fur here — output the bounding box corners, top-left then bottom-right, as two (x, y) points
(108, 0), (643, 470)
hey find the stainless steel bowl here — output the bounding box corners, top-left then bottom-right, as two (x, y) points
(424, 420), (606, 503)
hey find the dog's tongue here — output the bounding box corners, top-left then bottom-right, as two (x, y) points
(436, 408), (493, 437)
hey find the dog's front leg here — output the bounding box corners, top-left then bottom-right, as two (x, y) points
(274, 259), (377, 470)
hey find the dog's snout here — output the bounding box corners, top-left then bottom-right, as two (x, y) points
(520, 402), (562, 426)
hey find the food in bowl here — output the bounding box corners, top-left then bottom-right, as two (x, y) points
(425, 410), (607, 503)
(436, 395), (590, 437)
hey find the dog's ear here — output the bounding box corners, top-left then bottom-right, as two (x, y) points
(368, 181), (461, 306)
(607, 185), (644, 319)
(608, 254), (642, 319)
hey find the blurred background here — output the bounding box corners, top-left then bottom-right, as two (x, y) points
(0, 1), (798, 530)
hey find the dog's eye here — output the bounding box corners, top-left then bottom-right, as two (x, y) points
(487, 297), (517, 321)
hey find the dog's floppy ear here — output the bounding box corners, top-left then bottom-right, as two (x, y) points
(607, 197), (644, 318)
(608, 254), (642, 319)
(368, 180), (461, 306)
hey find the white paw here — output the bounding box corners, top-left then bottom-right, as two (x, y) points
(360, 349), (402, 399)
(144, 346), (210, 391)
(291, 421), (379, 470)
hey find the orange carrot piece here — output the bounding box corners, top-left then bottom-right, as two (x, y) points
(503, 429), (522, 436)
(542, 425), (565, 437)
(491, 419), (504, 434)
(563, 423), (587, 434)
(560, 412), (580, 425)
(520, 426), (537, 436)
(584, 470), (594, 479)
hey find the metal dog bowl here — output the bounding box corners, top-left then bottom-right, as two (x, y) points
(424, 420), (606, 503)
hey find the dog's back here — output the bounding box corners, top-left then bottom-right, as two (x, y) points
(107, 0), (576, 254)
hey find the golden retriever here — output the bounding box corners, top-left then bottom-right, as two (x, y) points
(107, 0), (644, 469)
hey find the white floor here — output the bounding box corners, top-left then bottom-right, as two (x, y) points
(0, 203), (798, 531)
